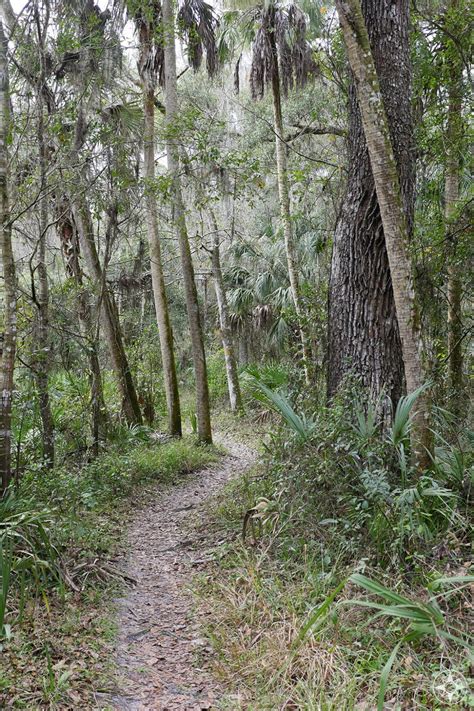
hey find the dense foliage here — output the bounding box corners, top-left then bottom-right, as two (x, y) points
(0, 0), (471, 707)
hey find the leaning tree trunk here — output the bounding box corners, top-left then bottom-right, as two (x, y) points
(143, 86), (182, 436)
(208, 209), (242, 412)
(444, 0), (464, 414)
(328, 0), (413, 411)
(163, 0), (212, 444)
(34, 91), (54, 467)
(335, 0), (431, 467)
(0, 21), (16, 493)
(270, 34), (312, 385)
(73, 197), (142, 427)
(71, 110), (142, 427)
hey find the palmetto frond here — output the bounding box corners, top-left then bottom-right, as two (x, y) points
(270, 285), (293, 310)
(253, 303), (273, 329)
(101, 101), (143, 136)
(178, 0), (219, 77)
(225, 264), (252, 286)
(249, 7), (275, 100)
(250, 2), (317, 99)
(254, 270), (277, 300)
(132, 0), (164, 88)
(132, 0), (218, 87)
(227, 285), (255, 314)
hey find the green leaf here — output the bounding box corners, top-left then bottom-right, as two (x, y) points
(349, 573), (410, 606)
(378, 640), (403, 711)
(296, 578), (348, 644)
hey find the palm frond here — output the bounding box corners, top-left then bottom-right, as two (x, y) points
(390, 383), (430, 447)
(178, 0), (219, 76)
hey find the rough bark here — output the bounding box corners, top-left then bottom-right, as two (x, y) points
(143, 87), (182, 436)
(72, 192), (142, 427)
(328, 0), (412, 410)
(335, 0), (431, 467)
(163, 0), (212, 444)
(0, 21), (16, 493)
(208, 209), (242, 413)
(270, 33), (312, 385)
(70, 110), (142, 425)
(444, 0), (464, 412)
(34, 50), (54, 466)
(56, 200), (107, 455)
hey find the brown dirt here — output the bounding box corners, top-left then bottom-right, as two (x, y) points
(105, 436), (255, 711)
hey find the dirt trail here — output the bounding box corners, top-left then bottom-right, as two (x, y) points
(105, 436), (255, 711)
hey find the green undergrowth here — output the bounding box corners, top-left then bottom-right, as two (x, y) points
(0, 434), (219, 709)
(195, 391), (473, 710)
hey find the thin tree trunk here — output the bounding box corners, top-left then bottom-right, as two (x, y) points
(73, 197), (142, 427)
(78, 289), (107, 457)
(143, 87), (181, 436)
(208, 209), (242, 412)
(270, 35), (312, 385)
(56, 200), (107, 455)
(71, 109), (142, 426)
(335, 0), (431, 467)
(35, 92), (54, 467)
(0, 21), (16, 493)
(445, 0), (464, 413)
(163, 0), (212, 444)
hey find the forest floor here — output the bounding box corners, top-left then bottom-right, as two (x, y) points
(104, 434), (256, 711)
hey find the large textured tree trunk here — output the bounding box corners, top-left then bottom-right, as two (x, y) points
(270, 34), (312, 385)
(328, 0), (413, 410)
(208, 209), (242, 412)
(335, 0), (431, 467)
(71, 109), (142, 427)
(0, 21), (16, 493)
(143, 87), (182, 436)
(163, 0), (212, 444)
(444, 0), (464, 413)
(34, 90), (54, 467)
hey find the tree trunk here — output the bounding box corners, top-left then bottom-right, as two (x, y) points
(73, 195), (142, 427)
(56, 200), (107, 455)
(270, 33), (312, 385)
(444, 0), (464, 413)
(70, 108), (142, 426)
(34, 90), (54, 467)
(163, 0), (212, 444)
(328, 0), (413, 411)
(0, 21), (16, 493)
(143, 87), (182, 436)
(335, 0), (431, 467)
(208, 209), (242, 412)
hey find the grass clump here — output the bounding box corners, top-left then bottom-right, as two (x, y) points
(197, 388), (472, 709)
(0, 434), (219, 708)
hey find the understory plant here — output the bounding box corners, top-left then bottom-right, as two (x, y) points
(0, 493), (59, 640)
(244, 378), (471, 563)
(198, 380), (472, 708)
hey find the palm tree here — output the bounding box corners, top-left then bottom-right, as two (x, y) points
(133, 0), (182, 437)
(162, 0), (218, 444)
(223, 1), (318, 383)
(226, 234), (296, 362)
